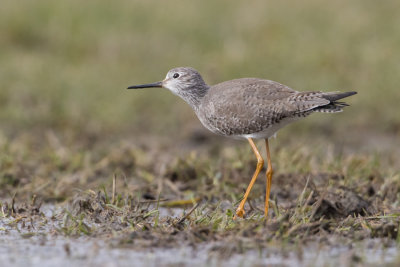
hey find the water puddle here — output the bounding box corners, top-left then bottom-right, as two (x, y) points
(1, 204), (399, 267)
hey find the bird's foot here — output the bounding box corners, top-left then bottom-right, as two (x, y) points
(234, 207), (245, 219)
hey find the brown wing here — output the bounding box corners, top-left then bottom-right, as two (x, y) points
(197, 78), (355, 136)
(198, 78), (301, 136)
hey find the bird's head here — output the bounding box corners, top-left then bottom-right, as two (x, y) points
(128, 67), (209, 108)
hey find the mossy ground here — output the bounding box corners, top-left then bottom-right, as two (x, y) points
(1, 129), (399, 265)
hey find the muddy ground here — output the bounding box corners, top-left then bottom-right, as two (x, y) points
(1, 128), (400, 266)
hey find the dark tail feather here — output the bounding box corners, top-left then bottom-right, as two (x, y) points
(321, 91), (357, 102)
(314, 91), (357, 113)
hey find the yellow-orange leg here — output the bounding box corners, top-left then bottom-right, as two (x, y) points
(235, 138), (264, 218)
(264, 138), (273, 218)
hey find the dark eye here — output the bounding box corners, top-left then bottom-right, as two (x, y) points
(173, 73), (179, 79)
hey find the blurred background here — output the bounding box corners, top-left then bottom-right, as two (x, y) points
(1, 0), (399, 153)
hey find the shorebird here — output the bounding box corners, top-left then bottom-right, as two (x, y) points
(127, 67), (356, 219)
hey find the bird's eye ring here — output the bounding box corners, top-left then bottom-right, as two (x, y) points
(173, 73), (180, 79)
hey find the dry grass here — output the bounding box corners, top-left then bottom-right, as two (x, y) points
(1, 131), (399, 260)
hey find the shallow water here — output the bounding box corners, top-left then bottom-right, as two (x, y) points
(1, 234), (398, 267)
(1, 204), (399, 267)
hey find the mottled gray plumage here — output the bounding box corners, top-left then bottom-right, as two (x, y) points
(128, 67), (356, 139)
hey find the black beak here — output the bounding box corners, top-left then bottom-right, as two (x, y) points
(127, 81), (163, 89)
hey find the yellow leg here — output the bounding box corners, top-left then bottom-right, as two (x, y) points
(235, 138), (264, 218)
(264, 138), (273, 218)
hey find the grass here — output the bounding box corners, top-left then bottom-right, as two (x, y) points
(1, 0), (400, 135)
(1, 133), (399, 234)
(0, 130), (399, 264)
(1, 0), (400, 265)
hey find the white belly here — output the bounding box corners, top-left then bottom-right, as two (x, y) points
(242, 116), (301, 139)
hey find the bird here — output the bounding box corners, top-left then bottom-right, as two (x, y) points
(127, 67), (356, 219)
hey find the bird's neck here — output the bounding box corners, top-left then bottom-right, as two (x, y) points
(179, 84), (209, 111)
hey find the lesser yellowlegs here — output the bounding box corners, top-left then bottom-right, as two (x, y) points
(127, 67), (356, 218)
